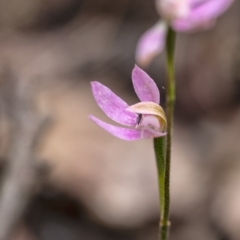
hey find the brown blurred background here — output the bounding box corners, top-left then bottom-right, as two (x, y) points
(0, 0), (239, 240)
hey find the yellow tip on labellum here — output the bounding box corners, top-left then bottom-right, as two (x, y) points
(126, 102), (167, 131)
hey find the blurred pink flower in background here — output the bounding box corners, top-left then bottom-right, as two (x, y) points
(89, 65), (167, 141)
(156, 0), (190, 21)
(136, 0), (235, 66)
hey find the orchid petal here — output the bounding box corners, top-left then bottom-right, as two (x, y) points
(132, 65), (160, 104)
(91, 81), (137, 126)
(173, 0), (234, 31)
(89, 115), (156, 141)
(135, 21), (167, 67)
(127, 101), (167, 130)
(173, 18), (216, 32)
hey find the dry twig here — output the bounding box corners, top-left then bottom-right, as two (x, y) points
(0, 72), (48, 240)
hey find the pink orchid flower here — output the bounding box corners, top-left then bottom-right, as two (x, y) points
(89, 65), (167, 141)
(136, 0), (234, 66)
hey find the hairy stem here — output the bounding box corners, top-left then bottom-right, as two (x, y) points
(161, 27), (176, 240)
(154, 136), (166, 223)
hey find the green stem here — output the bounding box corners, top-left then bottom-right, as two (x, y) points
(160, 27), (176, 240)
(154, 136), (166, 221)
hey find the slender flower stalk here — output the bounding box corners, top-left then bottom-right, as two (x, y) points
(161, 27), (176, 240)
(154, 136), (166, 237)
(153, 27), (176, 240)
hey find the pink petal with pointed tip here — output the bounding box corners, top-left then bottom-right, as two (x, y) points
(173, 0), (234, 32)
(89, 115), (152, 141)
(135, 21), (167, 67)
(91, 81), (137, 127)
(132, 65), (160, 104)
